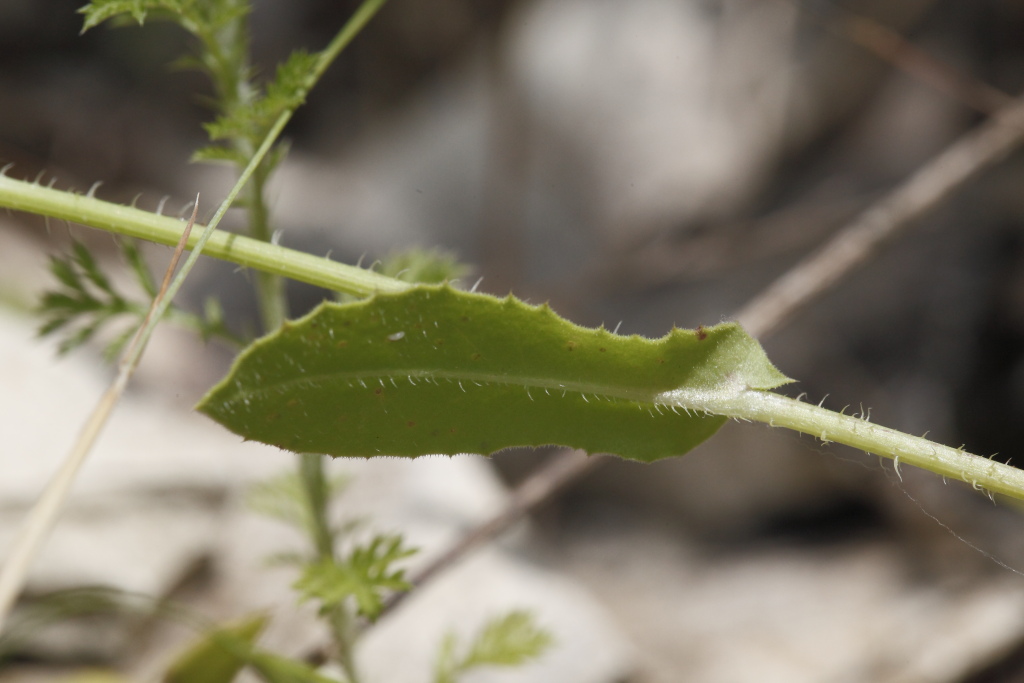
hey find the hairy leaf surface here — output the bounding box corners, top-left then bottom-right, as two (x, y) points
(197, 285), (791, 462)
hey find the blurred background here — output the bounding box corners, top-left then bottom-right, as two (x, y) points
(5, 0), (1024, 681)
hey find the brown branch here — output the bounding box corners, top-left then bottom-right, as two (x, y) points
(372, 449), (599, 624)
(734, 94), (1024, 338)
(830, 8), (1011, 115)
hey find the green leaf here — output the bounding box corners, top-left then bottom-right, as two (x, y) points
(197, 285), (791, 462)
(79, 1), (151, 30)
(37, 240), (145, 355)
(161, 614), (338, 683)
(376, 247), (473, 286)
(120, 239), (158, 297)
(78, 0), (247, 30)
(263, 49), (319, 114)
(460, 611), (553, 668)
(294, 535), (416, 620)
(79, 0), (185, 31)
(191, 144), (248, 166)
(163, 614), (268, 683)
(245, 651), (339, 683)
(72, 241), (115, 295)
(57, 317), (106, 355)
(434, 611), (553, 683)
(49, 253), (82, 291)
(245, 470), (350, 538)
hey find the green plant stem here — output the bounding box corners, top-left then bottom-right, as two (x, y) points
(201, 15), (284, 330)
(688, 389), (1024, 500)
(299, 453), (335, 560)
(0, 175), (407, 297)
(236, 0), (388, 328)
(246, 164), (285, 331)
(204, 6), (287, 333)
(0, 0), (398, 308)
(304, 0), (389, 96)
(298, 451), (359, 680)
(253, 5), (392, 676)
(327, 606), (360, 683)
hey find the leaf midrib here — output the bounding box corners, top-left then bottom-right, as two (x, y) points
(223, 365), (753, 412)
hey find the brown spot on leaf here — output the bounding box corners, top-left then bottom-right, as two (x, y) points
(696, 325), (708, 341)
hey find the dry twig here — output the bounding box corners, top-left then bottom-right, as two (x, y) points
(734, 94), (1024, 338)
(0, 199), (201, 633)
(373, 448), (597, 623)
(824, 6), (1011, 115)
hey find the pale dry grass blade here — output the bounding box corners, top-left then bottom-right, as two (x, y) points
(0, 199), (201, 633)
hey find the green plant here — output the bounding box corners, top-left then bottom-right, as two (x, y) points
(38, 238), (242, 358)
(0, 1), (552, 681)
(434, 612), (555, 683)
(4, 0), (1024, 680)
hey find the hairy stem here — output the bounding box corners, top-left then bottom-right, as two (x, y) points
(0, 175), (407, 297)
(697, 390), (1024, 501)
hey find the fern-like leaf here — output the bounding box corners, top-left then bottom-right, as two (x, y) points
(79, 0), (188, 31)
(119, 239), (158, 297)
(37, 240), (243, 356)
(37, 242), (140, 355)
(294, 535), (416, 621)
(79, 0), (247, 33)
(190, 145), (248, 166)
(434, 611), (554, 683)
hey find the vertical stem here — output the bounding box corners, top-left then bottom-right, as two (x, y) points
(298, 450), (360, 682)
(246, 162), (287, 332)
(299, 452), (335, 561)
(327, 606), (361, 683)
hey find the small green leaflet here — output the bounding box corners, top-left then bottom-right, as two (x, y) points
(196, 285), (791, 463)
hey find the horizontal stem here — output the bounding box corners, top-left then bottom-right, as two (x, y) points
(709, 390), (1024, 502)
(0, 175), (408, 298)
